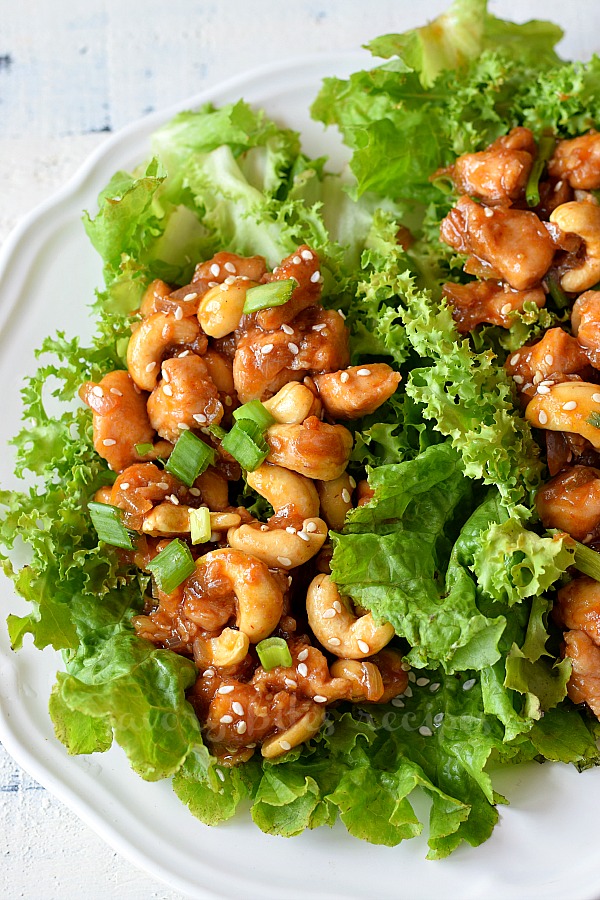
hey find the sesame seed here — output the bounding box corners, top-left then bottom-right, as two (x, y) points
(297, 530), (310, 542)
(433, 712), (444, 725)
(236, 721), (247, 734)
(178, 423), (190, 430)
(224, 275), (236, 285)
(391, 698), (405, 708)
(157, 482), (169, 490)
(301, 249), (313, 260)
(179, 350), (190, 358)
(404, 686), (413, 698)
(189, 487), (201, 497)
(216, 767), (225, 782)
(510, 353), (520, 367)
(429, 683), (440, 692)
(298, 663), (308, 677)
(286, 526), (297, 534)
(340, 371), (350, 383)
(208, 281), (219, 288)
(92, 386), (104, 397)
(313, 695), (328, 703)
(408, 671), (416, 683)
(183, 292), (198, 302)
(594, 393), (600, 403)
(483, 207), (494, 218)
(281, 323), (294, 335)
(102, 438), (116, 446)
(537, 384), (550, 394)
(219, 715), (233, 724)
(298, 649), (309, 661)
(562, 400), (577, 411)
(261, 525), (269, 532)
(169, 494), (180, 505)
(145, 362), (156, 373)
(193, 413), (207, 424)
(337, 309), (346, 320)
(538, 410), (548, 425)
(310, 270), (321, 283)
(419, 726), (433, 737)
(312, 323), (326, 332)
(357, 640), (370, 654)
(218, 685), (235, 694)
(463, 678), (476, 691)
(174, 306), (183, 321)
(341, 488), (351, 504)
(555, 180), (563, 192)
(288, 342), (299, 355)
(285, 678), (297, 689)
(120, 482), (130, 490)
(210, 531), (219, 542)
(533, 371), (543, 384)
(328, 637), (341, 647)
(292, 256), (301, 265)
(322, 609), (336, 619)
(262, 343), (274, 355)
(277, 556), (292, 567)
(110, 387), (123, 396)
(232, 701), (244, 716)
(204, 667), (215, 678)
(272, 266), (280, 274)
(305, 522), (317, 533)
(219, 283), (227, 292)
(333, 600), (342, 613)
(513, 375), (524, 385)
(544, 354), (554, 366)
(163, 384), (173, 396)
(224, 261), (236, 273)
(416, 677), (430, 687)
(279, 740), (292, 751)
(348, 476), (356, 488)
(500, 302), (512, 316)
(210, 264), (220, 277)
(357, 368), (371, 377)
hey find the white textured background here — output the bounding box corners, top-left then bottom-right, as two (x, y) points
(1, 1), (599, 898)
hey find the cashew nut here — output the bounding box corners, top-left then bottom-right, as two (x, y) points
(197, 278), (255, 338)
(329, 659), (384, 702)
(246, 463), (320, 520)
(194, 627), (250, 669)
(549, 201), (600, 292)
(313, 364), (401, 420)
(262, 382), (321, 424)
(127, 312), (200, 390)
(261, 704), (325, 759)
(196, 469), (229, 511)
(525, 381), (600, 450)
(571, 290), (600, 368)
(306, 574), (394, 659)
(266, 417), (353, 481)
(317, 472), (354, 531)
(227, 517), (327, 569)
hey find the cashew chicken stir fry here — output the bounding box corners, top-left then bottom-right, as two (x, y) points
(438, 127), (600, 721)
(80, 245), (405, 764)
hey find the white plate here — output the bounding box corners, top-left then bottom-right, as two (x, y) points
(1, 52), (600, 900)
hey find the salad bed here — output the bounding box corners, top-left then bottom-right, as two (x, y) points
(2, 0), (600, 858)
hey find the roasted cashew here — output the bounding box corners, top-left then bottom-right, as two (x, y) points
(317, 472), (354, 531)
(141, 503), (241, 537)
(127, 312), (200, 391)
(571, 290), (600, 368)
(261, 705), (325, 759)
(247, 463), (320, 520)
(193, 627), (250, 668)
(192, 549), (283, 642)
(549, 201), (600, 292)
(525, 381), (600, 450)
(266, 417), (353, 481)
(306, 574), (395, 659)
(227, 517), (327, 570)
(313, 364), (401, 420)
(262, 382), (321, 424)
(329, 659), (384, 702)
(197, 278), (255, 338)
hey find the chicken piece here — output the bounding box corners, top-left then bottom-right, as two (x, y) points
(442, 280), (545, 333)
(554, 576), (600, 645)
(505, 327), (591, 397)
(251, 639), (352, 702)
(256, 245), (321, 330)
(548, 133), (600, 190)
(562, 629), (600, 717)
(147, 354), (223, 443)
(313, 363), (401, 419)
(536, 466), (600, 542)
(109, 463), (183, 531)
(440, 196), (556, 291)
(572, 290), (600, 368)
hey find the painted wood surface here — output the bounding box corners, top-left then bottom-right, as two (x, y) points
(0, 1), (599, 897)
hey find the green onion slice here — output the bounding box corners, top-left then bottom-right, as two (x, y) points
(233, 399), (276, 431)
(135, 442), (154, 456)
(221, 420), (269, 471)
(572, 539), (600, 582)
(243, 279), (296, 314)
(525, 135), (556, 207)
(147, 539), (196, 594)
(256, 637), (293, 670)
(88, 501), (134, 550)
(208, 424), (226, 441)
(588, 412), (600, 429)
(546, 272), (569, 310)
(165, 430), (216, 487)
(190, 507), (212, 545)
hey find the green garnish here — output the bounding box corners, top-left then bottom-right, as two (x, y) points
(146, 539), (196, 594)
(135, 442), (154, 456)
(189, 507), (212, 545)
(88, 501), (134, 550)
(546, 272), (569, 309)
(572, 539), (600, 582)
(256, 637), (293, 670)
(221, 420), (269, 471)
(525, 134), (556, 207)
(208, 424), (226, 441)
(242, 279), (296, 314)
(233, 399), (276, 431)
(587, 412), (600, 429)
(165, 430), (216, 487)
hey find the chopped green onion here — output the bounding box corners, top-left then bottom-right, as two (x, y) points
(233, 399), (276, 431)
(189, 507), (212, 545)
(256, 637), (293, 670)
(165, 430), (216, 486)
(430, 174), (454, 195)
(146, 539), (196, 594)
(208, 424), (226, 441)
(525, 135), (556, 207)
(546, 272), (569, 310)
(587, 412), (600, 429)
(243, 279), (296, 314)
(572, 539), (600, 582)
(135, 442), (154, 456)
(221, 420), (269, 471)
(88, 502), (134, 550)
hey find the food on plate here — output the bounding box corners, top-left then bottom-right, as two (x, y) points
(4, 0), (600, 858)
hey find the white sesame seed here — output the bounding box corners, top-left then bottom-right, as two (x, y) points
(433, 712), (444, 725)
(204, 667), (215, 678)
(509, 353), (520, 366)
(272, 266), (280, 274)
(286, 526), (297, 534)
(281, 323), (294, 335)
(145, 362), (156, 373)
(219, 283), (227, 292)
(313, 695), (328, 703)
(178, 423), (190, 430)
(312, 323), (326, 332)
(483, 207), (494, 218)
(513, 375), (524, 385)
(219, 715), (233, 724)
(341, 488), (351, 504)
(562, 400), (577, 411)
(216, 767), (225, 782)
(292, 256), (301, 265)
(218, 685), (235, 694)
(120, 482), (130, 490)
(210, 263), (220, 277)
(179, 350), (190, 358)
(92, 386), (104, 397)
(169, 494), (180, 505)
(555, 180), (563, 192)
(262, 343), (274, 355)
(261, 525), (269, 532)
(404, 686), (413, 698)
(301, 249), (313, 260)
(357, 640), (370, 654)
(102, 438), (116, 446)
(183, 292), (198, 302)
(193, 413), (207, 424)
(323, 609), (337, 619)
(207, 281), (219, 288)
(279, 740), (292, 751)
(357, 368), (371, 377)
(110, 387), (123, 396)
(538, 410), (548, 425)
(337, 309), (346, 320)
(163, 384), (173, 396)
(189, 487), (201, 497)
(533, 371), (543, 384)
(232, 701), (244, 716)
(340, 371), (350, 383)
(328, 637), (341, 647)
(224, 275), (236, 285)
(305, 522), (317, 533)
(333, 600), (342, 613)
(298, 663), (308, 677)
(224, 261), (236, 273)
(463, 678), (476, 691)
(500, 302), (512, 316)
(544, 354), (554, 367)
(429, 683), (440, 692)
(310, 270), (321, 283)
(298, 530), (310, 542)
(419, 726), (433, 737)
(536, 384), (550, 394)
(348, 476), (356, 489)
(594, 394), (600, 404)
(298, 649), (309, 662)
(277, 556), (292, 567)
(236, 721), (247, 734)
(157, 482), (169, 490)
(174, 306), (184, 321)
(391, 698), (405, 708)
(408, 671), (416, 683)
(416, 677), (430, 687)
(285, 678), (297, 689)
(288, 342), (299, 355)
